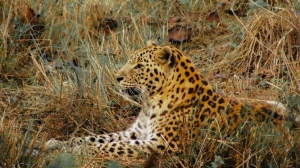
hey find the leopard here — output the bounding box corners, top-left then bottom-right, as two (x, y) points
(45, 43), (288, 160)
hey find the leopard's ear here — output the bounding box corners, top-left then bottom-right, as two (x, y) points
(157, 46), (176, 68)
(146, 39), (157, 46)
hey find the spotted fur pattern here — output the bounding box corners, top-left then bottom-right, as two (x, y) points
(45, 44), (287, 158)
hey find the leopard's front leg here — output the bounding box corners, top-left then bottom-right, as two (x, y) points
(45, 133), (168, 158)
(77, 138), (168, 157)
(44, 130), (137, 151)
(44, 111), (171, 157)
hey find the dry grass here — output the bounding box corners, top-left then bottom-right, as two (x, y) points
(0, 0), (299, 167)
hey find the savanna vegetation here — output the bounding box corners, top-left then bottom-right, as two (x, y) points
(0, 0), (299, 167)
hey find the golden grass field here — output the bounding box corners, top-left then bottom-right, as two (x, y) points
(0, 0), (299, 167)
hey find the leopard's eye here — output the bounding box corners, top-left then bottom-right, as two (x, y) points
(134, 64), (143, 69)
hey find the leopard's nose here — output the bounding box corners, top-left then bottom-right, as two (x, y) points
(116, 77), (124, 83)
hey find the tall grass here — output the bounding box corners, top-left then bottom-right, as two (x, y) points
(0, 0), (299, 167)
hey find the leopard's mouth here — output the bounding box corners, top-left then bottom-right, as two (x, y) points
(121, 88), (141, 96)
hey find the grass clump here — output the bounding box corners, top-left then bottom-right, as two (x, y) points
(0, 116), (48, 167)
(0, 0), (299, 167)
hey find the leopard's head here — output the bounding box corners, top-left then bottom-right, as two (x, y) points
(116, 44), (177, 97)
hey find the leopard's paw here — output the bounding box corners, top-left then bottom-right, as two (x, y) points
(44, 139), (64, 150)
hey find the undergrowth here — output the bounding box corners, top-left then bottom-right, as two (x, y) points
(0, 0), (299, 167)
